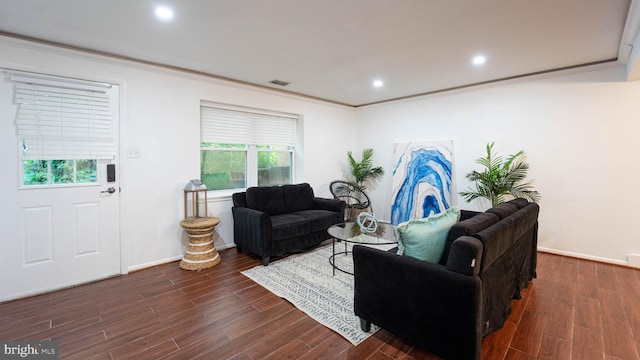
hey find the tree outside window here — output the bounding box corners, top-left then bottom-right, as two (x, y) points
(23, 160), (98, 186)
(257, 145), (292, 187)
(201, 143), (293, 190)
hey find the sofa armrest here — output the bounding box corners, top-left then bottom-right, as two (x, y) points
(446, 236), (483, 276)
(313, 197), (345, 216)
(231, 206), (272, 257)
(353, 245), (482, 360)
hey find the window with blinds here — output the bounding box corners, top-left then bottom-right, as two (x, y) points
(201, 106), (297, 147)
(200, 103), (299, 191)
(9, 73), (116, 187)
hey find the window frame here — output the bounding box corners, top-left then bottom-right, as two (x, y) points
(200, 102), (301, 195)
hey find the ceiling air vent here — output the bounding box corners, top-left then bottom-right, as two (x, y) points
(268, 79), (290, 86)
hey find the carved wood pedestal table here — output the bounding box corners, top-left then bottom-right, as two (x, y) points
(179, 217), (221, 270)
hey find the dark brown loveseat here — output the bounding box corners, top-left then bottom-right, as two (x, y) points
(232, 183), (345, 265)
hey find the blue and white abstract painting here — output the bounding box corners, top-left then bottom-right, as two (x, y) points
(390, 140), (455, 225)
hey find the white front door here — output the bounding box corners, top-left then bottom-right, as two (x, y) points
(0, 75), (121, 301)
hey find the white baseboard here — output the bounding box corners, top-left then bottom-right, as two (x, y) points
(628, 254), (640, 268)
(1, 273), (122, 302)
(537, 247), (628, 267)
(127, 244), (237, 273)
(128, 255), (183, 272)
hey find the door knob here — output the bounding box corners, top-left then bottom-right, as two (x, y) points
(101, 187), (116, 194)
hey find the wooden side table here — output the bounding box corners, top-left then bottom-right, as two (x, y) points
(179, 217), (221, 270)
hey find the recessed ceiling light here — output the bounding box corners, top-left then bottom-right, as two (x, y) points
(155, 6), (174, 20)
(472, 55), (487, 66)
(373, 80), (384, 88)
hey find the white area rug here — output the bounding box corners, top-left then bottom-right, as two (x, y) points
(241, 243), (385, 345)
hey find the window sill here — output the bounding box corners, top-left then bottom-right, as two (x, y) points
(207, 189), (244, 202)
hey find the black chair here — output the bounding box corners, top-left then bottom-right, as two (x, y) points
(329, 180), (371, 222)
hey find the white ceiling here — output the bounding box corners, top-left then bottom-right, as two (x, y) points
(0, 0), (635, 106)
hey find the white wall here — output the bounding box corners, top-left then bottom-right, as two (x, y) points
(3, 35), (639, 271)
(355, 65), (640, 266)
(0, 36), (356, 271)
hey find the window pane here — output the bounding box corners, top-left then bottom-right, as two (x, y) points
(201, 149), (247, 190)
(76, 160), (98, 183)
(258, 151), (292, 186)
(51, 160), (74, 184)
(23, 160), (48, 185)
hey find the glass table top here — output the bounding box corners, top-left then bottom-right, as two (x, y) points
(327, 221), (397, 245)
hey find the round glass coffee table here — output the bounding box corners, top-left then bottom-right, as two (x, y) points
(327, 221), (397, 275)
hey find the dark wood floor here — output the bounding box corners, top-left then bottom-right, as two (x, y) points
(1, 247), (639, 360)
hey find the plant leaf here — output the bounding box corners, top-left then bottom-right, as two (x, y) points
(459, 142), (540, 206)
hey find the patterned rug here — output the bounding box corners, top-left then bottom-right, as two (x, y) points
(241, 243), (387, 345)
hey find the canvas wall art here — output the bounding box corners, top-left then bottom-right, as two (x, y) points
(390, 140), (455, 225)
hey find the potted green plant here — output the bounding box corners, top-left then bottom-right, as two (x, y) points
(330, 148), (384, 221)
(347, 148), (385, 192)
(460, 142), (540, 207)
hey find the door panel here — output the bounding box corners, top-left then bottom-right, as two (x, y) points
(21, 206), (53, 265)
(74, 202), (100, 256)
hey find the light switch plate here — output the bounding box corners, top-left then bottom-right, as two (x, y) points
(127, 147), (141, 158)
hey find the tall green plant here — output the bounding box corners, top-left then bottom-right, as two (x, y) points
(347, 148), (384, 191)
(460, 142), (540, 207)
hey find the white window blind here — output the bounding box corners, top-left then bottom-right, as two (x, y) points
(201, 105), (297, 147)
(12, 74), (116, 160)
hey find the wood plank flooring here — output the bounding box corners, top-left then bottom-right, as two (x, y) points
(1, 246), (640, 359)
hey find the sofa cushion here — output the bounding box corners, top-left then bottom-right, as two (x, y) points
(509, 203), (539, 240)
(293, 209), (341, 233)
(282, 183), (315, 213)
(507, 198), (530, 209)
(440, 212), (500, 264)
(246, 186), (286, 215)
(271, 213), (310, 240)
(473, 216), (517, 271)
(486, 203), (518, 219)
(396, 206), (460, 263)
(448, 212), (501, 242)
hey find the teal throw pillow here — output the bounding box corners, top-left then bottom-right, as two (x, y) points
(396, 206), (461, 263)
